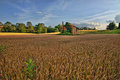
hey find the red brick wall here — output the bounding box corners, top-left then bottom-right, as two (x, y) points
(72, 26), (78, 34)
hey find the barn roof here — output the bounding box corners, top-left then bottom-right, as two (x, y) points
(70, 24), (79, 29)
(70, 24), (75, 27)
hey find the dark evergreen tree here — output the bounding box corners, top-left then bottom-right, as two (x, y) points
(118, 23), (120, 29)
(106, 22), (117, 30)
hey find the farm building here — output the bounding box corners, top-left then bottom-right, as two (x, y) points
(62, 22), (79, 34)
(0, 26), (3, 28)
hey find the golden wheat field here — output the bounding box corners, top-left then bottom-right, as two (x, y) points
(0, 34), (120, 80)
(0, 32), (60, 35)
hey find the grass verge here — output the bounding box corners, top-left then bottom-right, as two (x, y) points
(79, 29), (120, 34)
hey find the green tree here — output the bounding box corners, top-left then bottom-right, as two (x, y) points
(8, 25), (14, 32)
(17, 23), (26, 32)
(54, 28), (59, 32)
(43, 27), (47, 33)
(55, 24), (62, 32)
(4, 21), (12, 27)
(28, 26), (35, 33)
(26, 22), (35, 33)
(36, 26), (43, 33)
(8, 24), (16, 32)
(36, 23), (45, 33)
(83, 27), (88, 30)
(93, 27), (96, 30)
(27, 22), (32, 27)
(16, 23), (20, 27)
(1, 27), (9, 32)
(107, 22), (117, 30)
(65, 22), (72, 33)
(47, 26), (54, 33)
(37, 23), (45, 28)
(2, 21), (12, 32)
(2, 22), (17, 32)
(0, 22), (3, 32)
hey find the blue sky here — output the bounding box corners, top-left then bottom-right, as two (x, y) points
(0, 0), (120, 29)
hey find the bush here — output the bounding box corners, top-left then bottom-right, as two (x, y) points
(0, 45), (6, 52)
(61, 30), (67, 33)
(23, 59), (36, 80)
(59, 32), (73, 35)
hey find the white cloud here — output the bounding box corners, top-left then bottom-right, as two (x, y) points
(72, 10), (120, 30)
(35, 11), (42, 14)
(74, 22), (107, 30)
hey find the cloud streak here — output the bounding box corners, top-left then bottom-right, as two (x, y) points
(73, 10), (119, 23)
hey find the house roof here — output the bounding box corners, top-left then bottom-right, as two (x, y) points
(0, 26), (3, 28)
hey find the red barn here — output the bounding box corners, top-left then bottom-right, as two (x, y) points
(62, 22), (79, 34)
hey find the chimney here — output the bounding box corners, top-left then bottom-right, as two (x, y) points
(62, 21), (64, 26)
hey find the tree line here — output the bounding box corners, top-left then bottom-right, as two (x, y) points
(107, 22), (120, 30)
(0, 21), (63, 33)
(79, 27), (96, 30)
